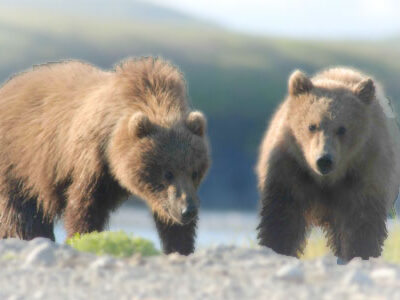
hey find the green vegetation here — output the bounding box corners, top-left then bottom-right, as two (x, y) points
(300, 229), (331, 260)
(66, 231), (160, 258)
(382, 224), (400, 264)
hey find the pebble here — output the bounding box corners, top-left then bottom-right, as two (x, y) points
(0, 238), (399, 300)
(370, 268), (398, 281)
(167, 252), (185, 264)
(90, 256), (117, 270)
(23, 241), (56, 267)
(275, 263), (304, 281)
(342, 269), (374, 286)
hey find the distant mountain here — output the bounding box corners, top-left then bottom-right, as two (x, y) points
(0, 0), (204, 23)
(1, 2), (400, 210)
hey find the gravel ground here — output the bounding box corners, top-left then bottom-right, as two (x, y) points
(1, 238), (400, 300)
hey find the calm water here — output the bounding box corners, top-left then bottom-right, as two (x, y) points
(55, 204), (258, 249)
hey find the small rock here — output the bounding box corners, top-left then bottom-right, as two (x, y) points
(347, 257), (363, 267)
(128, 253), (144, 266)
(33, 290), (45, 299)
(57, 243), (75, 252)
(28, 237), (55, 247)
(0, 238), (27, 253)
(6, 295), (24, 300)
(90, 256), (116, 270)
(23, 242), (56, 267)
(197, 257), (214, 268)
(342, 269), (373, 286)
(371, 268), (398, 281)
(167, 253), (185, 264)
(275, 263), (304, 281)
(315, 258), (330, 271)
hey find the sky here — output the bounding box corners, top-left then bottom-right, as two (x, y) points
(147, 0), (400, 39)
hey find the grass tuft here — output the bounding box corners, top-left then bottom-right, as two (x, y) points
(1, 251), (18, 261)
(300, 230), (330, 260)
(66, 231), (160, 258)
(300, 224), (400, 262)
(382, 223), (400, 264)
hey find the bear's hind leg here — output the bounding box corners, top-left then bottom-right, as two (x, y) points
(0, 192), (55, 241)
(257, 184), (307, 257)
(153, 212), (197, 255)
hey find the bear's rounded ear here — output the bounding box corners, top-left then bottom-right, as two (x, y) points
(353, 78), (375, 105)
(128, 112), (155, 138)
(186, 111), (207, 137)
(288, 70), (313, 96)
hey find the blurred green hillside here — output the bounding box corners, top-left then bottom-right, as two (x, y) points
(1, 1), (400, 209)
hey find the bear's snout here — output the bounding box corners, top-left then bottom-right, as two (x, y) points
(316, 154), (333, 175)
(167, 186), (199, 224)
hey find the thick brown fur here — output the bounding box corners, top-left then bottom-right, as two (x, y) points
(257, 67), (400, 261)
(0, 57), (210, 255)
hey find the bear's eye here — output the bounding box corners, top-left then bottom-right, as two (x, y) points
(308, 124), (317, 132)
(164, 171), (174, 181)
(337, 126), (346, 136)
(192, 171), (198, 181)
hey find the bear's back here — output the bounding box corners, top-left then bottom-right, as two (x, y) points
(0, 61), (113, 194)
(0, 58), (192, 208)
(0, 61), (108, 106)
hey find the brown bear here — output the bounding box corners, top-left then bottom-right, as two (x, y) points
(0, 57), (210, 255)
(256, 67), (400, 262)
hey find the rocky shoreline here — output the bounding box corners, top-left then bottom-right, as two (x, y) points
(1, 238), (400, 300)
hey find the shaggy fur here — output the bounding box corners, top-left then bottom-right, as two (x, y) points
(257, 67), (400, 261)
(0, 57), (210, 255)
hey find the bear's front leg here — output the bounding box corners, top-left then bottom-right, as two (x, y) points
(257, 182), (307, 257)
(153, 212), (197, 255)
(330, 199), (387, 262)
(64, 198), (111, 237)
(64, 181), (112, 238)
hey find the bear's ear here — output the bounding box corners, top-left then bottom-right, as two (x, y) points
(186, 111), (207, 137)
(288, 70), (313, 96)
(128, 113), (155, 138)
(353, 78), (375, 105)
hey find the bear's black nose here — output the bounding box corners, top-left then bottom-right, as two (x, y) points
(317, 154), (333, 174)
(181, 203), (197, 223)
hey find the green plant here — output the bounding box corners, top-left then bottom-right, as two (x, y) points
(1, 252), (18, 261)
(382, 223), (400, 263)
(66, 231), (160, 258)
(300, 224), (400, 263)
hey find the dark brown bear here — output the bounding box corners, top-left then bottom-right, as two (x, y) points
(256, 67), (400, 262)
(0, 57), (210, 255)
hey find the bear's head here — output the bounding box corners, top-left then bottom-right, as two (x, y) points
(109, 111), (210, 224)
(286, 70), (375, 182)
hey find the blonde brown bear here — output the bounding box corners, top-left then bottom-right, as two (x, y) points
(256, 67), (400, 261)
(0, 57), (210, 255)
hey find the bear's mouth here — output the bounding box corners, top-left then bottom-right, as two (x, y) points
(162, 203), (197, 225)
(312, 168), (334, 178)
(315, 169), (332, 176)
(160, 203), (183, 224)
